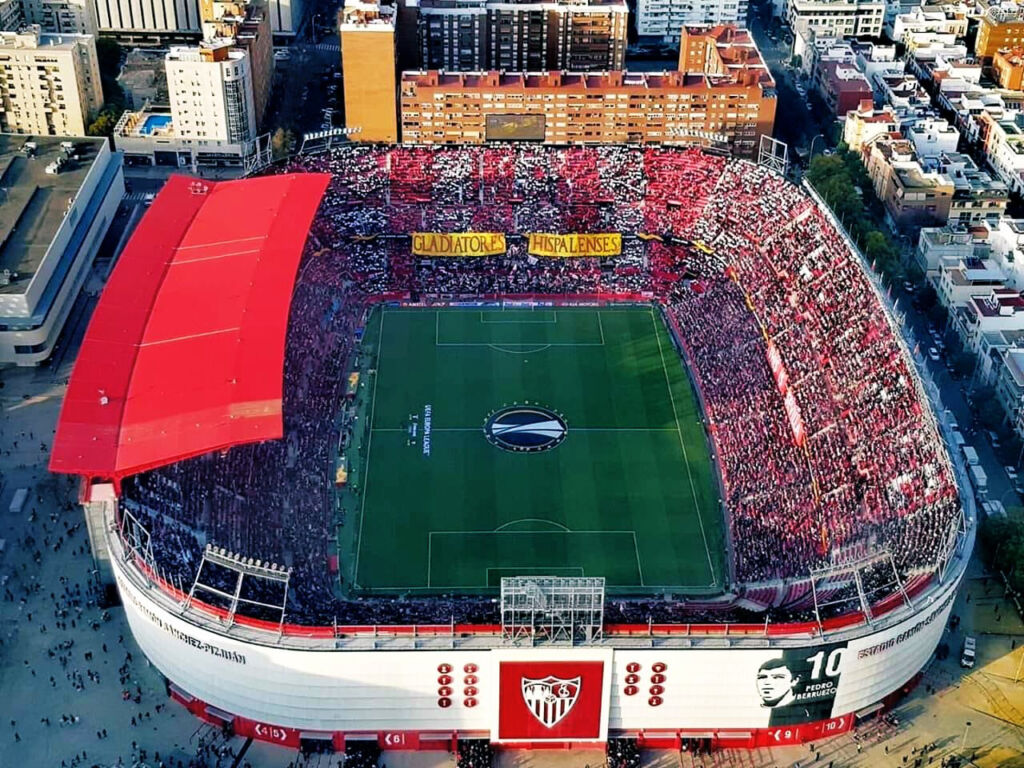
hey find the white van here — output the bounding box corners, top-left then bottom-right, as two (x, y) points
(961, 636), (976, 668)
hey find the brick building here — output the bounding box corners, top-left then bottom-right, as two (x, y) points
(400, 28), (775, 157)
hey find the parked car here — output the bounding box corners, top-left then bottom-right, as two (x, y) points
(928, 347), (941, 362)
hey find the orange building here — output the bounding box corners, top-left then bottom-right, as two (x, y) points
(400, 24), (774, 156)
(399, 69), (775, 157)
(993, 46), (1024, 90)
(339, 0), (398, 142)
(976, 0), (1024, 63)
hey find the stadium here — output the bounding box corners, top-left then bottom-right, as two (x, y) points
(51, 146), (975, 756)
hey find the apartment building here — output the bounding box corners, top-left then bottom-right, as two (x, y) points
(993, 46), (1024, 90)
(936, 152), (1008, 224)
(979, 111), (1024, 195)
(400, 68), (776, 157)
(0, 26), (102, 136)
(0, 0), (20, 28)
(843, 100), (898, 153)
(636, 0), (748, 45)
(905, 117), (959, 158)
(416, 0), (627, 72)
(975, 0), (1024, 64)
(996, 347), (1024, 439)
(339, 0), (397, 142)
(21, 0), (96, 34)
(787, 0), (885, 41)
(166, 42), (255, 144)
(862, 134), (954, 230)
(814, 59), (872, 116)
(200, 0), (273, 127)
(889, 3), (967, 45)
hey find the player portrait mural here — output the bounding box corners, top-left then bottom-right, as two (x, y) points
(756, 642), (847, 726)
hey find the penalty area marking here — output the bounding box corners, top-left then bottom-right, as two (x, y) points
(478, 310), (558, 324)
(494, 518), (571, 532)
(434, 310), (606, 348)
(427, 528), (644, 589)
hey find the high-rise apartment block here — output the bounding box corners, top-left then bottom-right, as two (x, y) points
(166, 41), (255, 143)
(415, 0), (627, 72)
(400, 26), (775, 157)
(21, 0), (96, 34)
(339, 0), (397, 142)
(636, 0), (748, 45)
(0, 26), (102, 136)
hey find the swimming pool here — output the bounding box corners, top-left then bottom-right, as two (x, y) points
(138, 114), (172, 135)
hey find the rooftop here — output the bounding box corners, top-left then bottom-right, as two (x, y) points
(0, 135), (106, 295)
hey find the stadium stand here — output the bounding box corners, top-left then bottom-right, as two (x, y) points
(63, 145), (960, 629)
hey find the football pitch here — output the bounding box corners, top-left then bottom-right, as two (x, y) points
(346, 306), (725, 594)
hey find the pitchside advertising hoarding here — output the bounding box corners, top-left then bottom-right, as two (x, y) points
(114, 559), (957, 741)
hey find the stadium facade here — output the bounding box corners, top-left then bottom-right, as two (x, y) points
(53, 146), (975, 752)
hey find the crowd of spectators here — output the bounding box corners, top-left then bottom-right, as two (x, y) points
(457, 739), (493, 768)
(117, 145), (962, 629)
(607, 738), (641, 768)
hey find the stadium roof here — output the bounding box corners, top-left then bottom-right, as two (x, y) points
(49, 172), (330, 481)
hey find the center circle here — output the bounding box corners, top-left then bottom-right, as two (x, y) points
(484, 406), (567, 453)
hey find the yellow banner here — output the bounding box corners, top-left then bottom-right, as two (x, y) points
(527, 233), (622, 258)
(411, 232), (506, 257)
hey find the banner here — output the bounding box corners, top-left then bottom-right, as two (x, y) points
(411, 232), (506, 257)
(527, 233), (622, 258)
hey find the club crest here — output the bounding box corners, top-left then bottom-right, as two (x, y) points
(521, 675), (581, 728)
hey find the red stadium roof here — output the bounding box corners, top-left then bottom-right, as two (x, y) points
(49, 172), (330, 481)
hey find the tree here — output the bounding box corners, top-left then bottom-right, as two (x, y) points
(864, 230), (901, 280)
(976, 387), (1006, 432)
(87, 110), (118, 137)
(271, 127), (295, 159)
(979, 515), (1024, 593)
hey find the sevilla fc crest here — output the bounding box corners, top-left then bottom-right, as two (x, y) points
(521, 675), (582, 728)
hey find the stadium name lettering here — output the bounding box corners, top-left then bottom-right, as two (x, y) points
(527, 233), (622, 258)
(122, 576), (248, 665)
(857, 590), (955, 660)
(423, 404), (432, 456)
(411, 233), (507, 257)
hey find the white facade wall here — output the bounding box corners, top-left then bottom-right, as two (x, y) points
(787, 0), (885, 39)
(166, 46), (256, 144)
(635, 0), (748, 44)
(985, 124), (1024, 196)
(113, 549), (960, 736)
(907, 118), (960, 158)
(0, 28), (102, 136)
(91, 0), (200, 36)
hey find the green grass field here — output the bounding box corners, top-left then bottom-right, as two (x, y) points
(344, 306), (724, 594)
